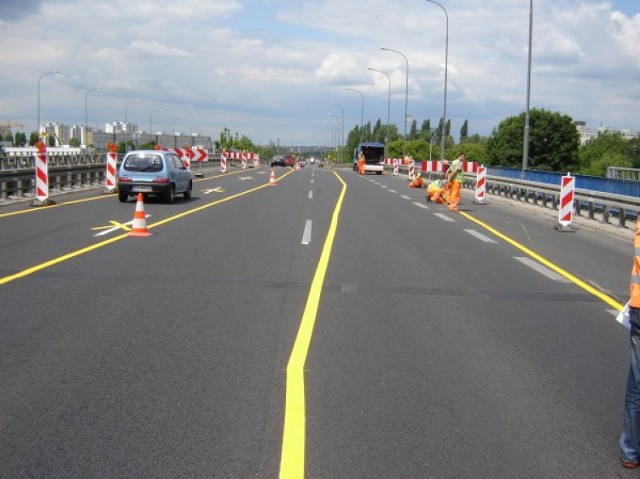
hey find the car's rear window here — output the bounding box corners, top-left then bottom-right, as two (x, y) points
(123, 154), (163, 172)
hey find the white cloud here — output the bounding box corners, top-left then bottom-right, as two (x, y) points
(0, 0), (638, 145)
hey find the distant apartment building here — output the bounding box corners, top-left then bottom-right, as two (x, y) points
(574, 121), (639, 145)
(36, 122), (214, 151)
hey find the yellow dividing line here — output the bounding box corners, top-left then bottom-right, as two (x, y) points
(459, 210), (625, 311)
(279, 171), (347, 479)
(0, 168), (294, 286)
(0, 166), (262, 219)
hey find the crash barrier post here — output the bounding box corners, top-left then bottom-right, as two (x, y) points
(407, 160), (415, 181)
(555, 172), (576, 232)
(474, 165), (487, 205)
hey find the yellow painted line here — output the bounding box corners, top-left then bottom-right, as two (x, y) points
(459, 210), (625, 311)
(109, 220), (132, 232)
(0, 166), (262, 218)
(0, 194), (112, 218)
(0, 233), (129, 286)
(279, 171), (347, 479)
(0, 168), (293, 286)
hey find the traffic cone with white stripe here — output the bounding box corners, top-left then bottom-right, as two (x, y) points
(129, 193), (152, 237)
(269, 169), (277, 186)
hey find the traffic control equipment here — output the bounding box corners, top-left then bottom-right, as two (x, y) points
(474, 165), (487, 205)
(269, 169), (277, 186)
(555, 172), (576, 232)
(105, 142), (117, 193)
(129, 193), (153, 237)
(31, 141), (54, 206)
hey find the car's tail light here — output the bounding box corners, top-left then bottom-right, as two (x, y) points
(118, 176), (132, 182)
(153, 177), (170, 184)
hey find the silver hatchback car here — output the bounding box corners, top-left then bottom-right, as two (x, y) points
(117, 150), (193, 203)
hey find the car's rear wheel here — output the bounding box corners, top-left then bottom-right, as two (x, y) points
(165, 185), (176, 204)
(184, 181), (192, 200)
(118, 192), (128, 202)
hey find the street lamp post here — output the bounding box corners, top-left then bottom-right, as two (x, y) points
(37, 70), (59, 138)
(149, 109), (163, 135)
(124, 99), (139, 125)
(345, 88), (364, 144)
(84, 85), (103, 145)
(522, 0), (534, 177)
(425, 0), (449, 161)
(368, 67), (391, 157)
(381, 47), (409, 158)
(173, 116), (184, 147)
(329, 102), (344, 163)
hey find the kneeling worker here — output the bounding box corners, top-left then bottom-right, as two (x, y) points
(427, 178), (447, 203)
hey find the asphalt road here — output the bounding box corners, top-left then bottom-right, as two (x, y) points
(0, 165), (636, 478)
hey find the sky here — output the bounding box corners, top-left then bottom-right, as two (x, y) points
(1, 0), (638, 146)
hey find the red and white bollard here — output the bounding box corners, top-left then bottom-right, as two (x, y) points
(474, 165), (487, 205)
(105, 142), (117, 193)
(393, 158), (398, 176)
(253, 154), (260, 168)
(241, 150), (247, 170)
(33, 141), (50, 206)
(556, 172), (576, 231)
(221, 151), (227, 173)
(407, 160), (415, 181)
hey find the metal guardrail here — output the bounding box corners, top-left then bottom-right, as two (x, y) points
(385, 164), (640, 229)
(2, 155), (639, 229)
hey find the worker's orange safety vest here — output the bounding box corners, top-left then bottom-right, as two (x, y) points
(631, 217), (640, 307)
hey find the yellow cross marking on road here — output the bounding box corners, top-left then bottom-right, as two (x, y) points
(91, 217), (149, 236)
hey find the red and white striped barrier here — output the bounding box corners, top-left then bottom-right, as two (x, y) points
(105, 142), (117, 192)
(393, 158), (398, 175)
(252, 153), (260, 167)
(407, 160), (415, 181)
(35, 141), (49, 203)
(241, 151), (247, 170)
(474, 165), (487, 204)
(557, 172), (575, 230)
(221, 151), (227, 173)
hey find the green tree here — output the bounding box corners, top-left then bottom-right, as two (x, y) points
(419, 119), (432, 142)
(578, 131), (633, 176)
(69, 138), (81, 147)
(485, 108), (580, 171)
(409, 119), (418, 140)
(29, 132), (39, 146)
(460, 120), (468, 143)
(14, 132), (27, 147)
(47, 135), (55, 147)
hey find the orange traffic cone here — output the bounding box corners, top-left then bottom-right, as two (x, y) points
(129, 193), (152, 237)
(269, 169), (277, 186)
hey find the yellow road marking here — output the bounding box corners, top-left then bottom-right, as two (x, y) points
(0, 166), (262, 219)
(0, 167), (293, 286)
(459, 210), (624, 311)
(279, 171), (347, 479)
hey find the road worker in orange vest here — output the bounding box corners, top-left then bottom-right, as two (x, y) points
(409, 171), (424, 188)
(445, 153), (465, 211)
(357, 152), (365, 175)
(619, 217), (640, 469)
(426, 178), (446, 203)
